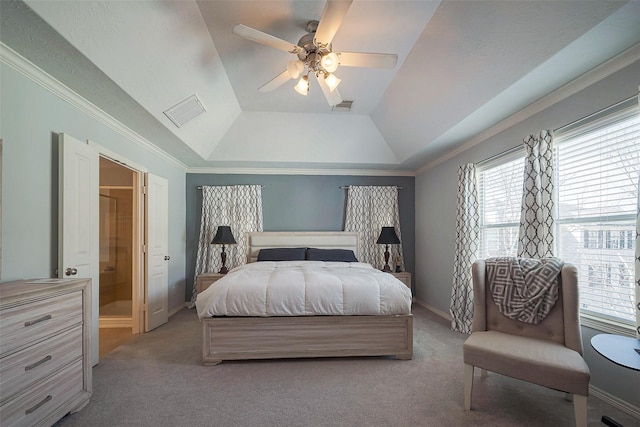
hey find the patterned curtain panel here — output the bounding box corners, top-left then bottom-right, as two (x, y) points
(190, 185), (263, 305)
(450, 164), (480, 334)
(344, 186), (404, 271)
(517, 130), (555, 258)
(636, 174), (639, 338)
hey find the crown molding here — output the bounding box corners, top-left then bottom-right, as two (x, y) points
(186, 166), (416, 177)
(0, 42), (187, 170)
(0, 42), (415, 177)
(417, 42), (640, 175)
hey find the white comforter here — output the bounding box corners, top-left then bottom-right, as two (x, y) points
(196, 261), (412, 319)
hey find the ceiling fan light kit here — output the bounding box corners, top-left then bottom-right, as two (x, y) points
(232, 0), (397, 107)
(294, 75), (310, 96)
(320, 51), (339, 73)
(324, 73), (341, 92)
(287, 60), (305, 79)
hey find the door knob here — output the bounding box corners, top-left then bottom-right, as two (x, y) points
(164, 256), (170, 261)
(65, 268), (78, 276)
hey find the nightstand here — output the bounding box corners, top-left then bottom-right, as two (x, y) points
(196, 273), (225, 294)
(391, 271), (411, 290)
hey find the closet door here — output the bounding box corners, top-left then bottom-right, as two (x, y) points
(145, 173), (168, 331)
(58, 133), (99, 366)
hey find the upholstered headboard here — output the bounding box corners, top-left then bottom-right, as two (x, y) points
(246, 231), (360, 263)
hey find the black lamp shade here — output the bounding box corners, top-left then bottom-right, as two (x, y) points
(376, 227), (400, 245)
(211, 226), (237, 245)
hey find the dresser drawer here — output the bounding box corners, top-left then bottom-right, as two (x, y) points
(0, 326), (83, 402)
(0, 292), (83, 357)
(0, 359), (83, 427)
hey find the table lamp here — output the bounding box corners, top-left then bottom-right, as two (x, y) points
(376, 226), (400, 272)
(211, 226), (236, 274)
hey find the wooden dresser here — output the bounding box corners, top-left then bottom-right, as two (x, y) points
(0, 278), (92, 427)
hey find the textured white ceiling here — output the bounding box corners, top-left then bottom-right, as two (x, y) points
(13, 0), (640, 172)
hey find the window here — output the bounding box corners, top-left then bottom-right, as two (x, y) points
(555, 98), (639, 327)
(478, 154), (524, 258)
(478, 96), (639, 330)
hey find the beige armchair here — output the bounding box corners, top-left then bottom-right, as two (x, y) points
(463, 259), (590, 426)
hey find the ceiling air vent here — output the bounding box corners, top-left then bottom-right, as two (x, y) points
(163, 94), (206, 128)
(332, 100), (353, 112)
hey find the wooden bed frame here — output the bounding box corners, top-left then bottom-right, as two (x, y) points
(201, 231), (413, 365)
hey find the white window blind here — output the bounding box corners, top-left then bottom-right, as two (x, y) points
(555, 97), (639, 325)
(479, 154), (525, 258)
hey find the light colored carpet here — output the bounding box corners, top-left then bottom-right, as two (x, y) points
(56, 305), (638, 427)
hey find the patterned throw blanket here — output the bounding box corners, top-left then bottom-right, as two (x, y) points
(486, 257), (564, 324)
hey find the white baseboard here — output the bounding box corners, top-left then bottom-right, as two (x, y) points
(169, 303), (189, 318)
(590, 385), (640, 420)
(414, 299), (452, 322)
(99, 317), (132, 328)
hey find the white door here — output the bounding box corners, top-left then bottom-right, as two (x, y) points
(58, 133), (99, 366)
(145, 173), (169, 331)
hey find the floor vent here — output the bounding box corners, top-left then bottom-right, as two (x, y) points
(332, 100), (353, 112)
(163, 94), (206, 128)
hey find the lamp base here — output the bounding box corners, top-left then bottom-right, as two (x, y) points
(381, 244), (392, 273)
(219, 246), (228, 274)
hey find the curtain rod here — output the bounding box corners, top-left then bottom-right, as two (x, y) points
(477, 93), (638, 167)
(339, 185), (403, 190)
(476, 93), (640, 166)
(554, 94), (638, 134)
(197, 185), (266, 190)
(476, 145), (523, 167)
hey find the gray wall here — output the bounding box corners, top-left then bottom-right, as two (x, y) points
(185, 174), (415, 301)
(414, 60), (640, 408)
(1, 62), (187, 313)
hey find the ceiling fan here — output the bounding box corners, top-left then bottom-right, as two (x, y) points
(232, 0), (398, 106)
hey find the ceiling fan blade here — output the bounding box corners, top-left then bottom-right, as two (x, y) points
(259, 71), (292, 93)
(315, 73), (343, 106)
(314, 0), (353, 47)
(233, 24), (299, 53)
(337, 52), (398, 69)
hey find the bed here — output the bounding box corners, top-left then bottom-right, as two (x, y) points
(196, 231), (413, 365)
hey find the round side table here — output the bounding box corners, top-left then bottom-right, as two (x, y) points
(590, 334), (640, 427)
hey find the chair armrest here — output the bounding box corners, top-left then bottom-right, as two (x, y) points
(471, 260), (488, 332)
(561, 263), (583, 355)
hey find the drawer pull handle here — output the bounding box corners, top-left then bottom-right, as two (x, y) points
(25, 395), (52, 415)
(24, 315), (52, 327)
(25, 355), (52, 371)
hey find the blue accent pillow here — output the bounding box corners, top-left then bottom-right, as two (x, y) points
(306, 248), (358, 262)
(257, 247), (306, 262)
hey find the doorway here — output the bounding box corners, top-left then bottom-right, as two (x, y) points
(60, 134), (169, 363)
(98, 156), (141, 353)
